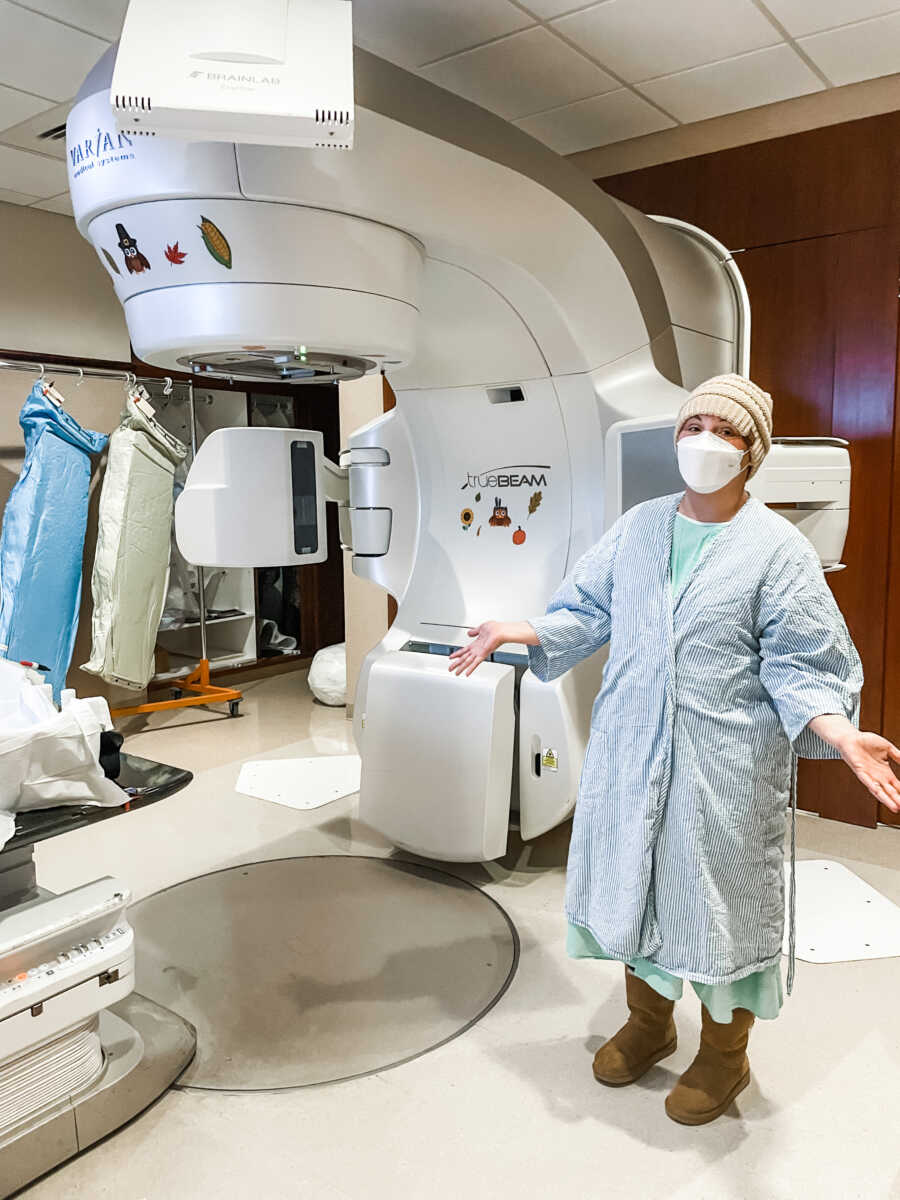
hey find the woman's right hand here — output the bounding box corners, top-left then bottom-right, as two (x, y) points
(448, 621), (507, 676)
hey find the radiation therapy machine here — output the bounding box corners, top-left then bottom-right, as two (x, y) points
(0, 5), (852, 1183)
(65, 2), (851, 867)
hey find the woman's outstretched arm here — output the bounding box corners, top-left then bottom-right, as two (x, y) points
(448, 620), (538, 677)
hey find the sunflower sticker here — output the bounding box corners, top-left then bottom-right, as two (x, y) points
(461, 507), (474, 530)
(198, 216), (232, 269)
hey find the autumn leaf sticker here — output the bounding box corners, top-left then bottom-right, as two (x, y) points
(165, 241), (187, 265)
(528, 490), (543, 517)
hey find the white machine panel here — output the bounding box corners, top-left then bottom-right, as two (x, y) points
(111, 0), (354, 148)
(390, 380), (572, 640)
(749, 440), (850, 568)
(0, 877), (135, 1071)
(360, 652), (514, 862)
(518, 651), (607, 842)
(176, 427), (327, 567)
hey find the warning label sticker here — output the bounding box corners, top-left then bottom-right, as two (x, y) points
(541, 748), (559, 772)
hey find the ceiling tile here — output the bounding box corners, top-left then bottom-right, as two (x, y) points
(0, 101), (72, 160)
(351, 0), (533, 69)
(637, 44), (823, 123)
(32, 191), (73, 214)
(552, 0), (782, 83)
(0, 1), (108, 102)
(517, 0), (611, 18)
(761, 0), (900, 38)
(798, 11), (900, 86)
(0, 99), (70, 160)
(515, 88), (674, 153)
(11, 0), (125, 40)
(0, 83), (53, 133)
(419, 27), (617, 120)
(0, 143), (67, 197)
(0, 187), (40, 205)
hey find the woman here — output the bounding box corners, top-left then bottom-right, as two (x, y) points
(448, 374), (900, 1126)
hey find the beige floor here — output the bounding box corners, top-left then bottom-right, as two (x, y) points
(21, 670), (900, 1200)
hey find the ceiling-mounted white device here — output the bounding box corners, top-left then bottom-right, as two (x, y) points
(110, 0), (354, 148)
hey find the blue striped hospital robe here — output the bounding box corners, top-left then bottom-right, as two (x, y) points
(528, 494), (862, 985)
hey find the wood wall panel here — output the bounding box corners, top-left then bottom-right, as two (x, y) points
(600, 111), (900, 827)
(603, 111), (900, 252)
(738, 237), (877, 825)
(882, 298), (900, 827)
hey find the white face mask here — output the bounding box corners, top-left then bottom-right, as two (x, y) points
(677, 429), (748, 494)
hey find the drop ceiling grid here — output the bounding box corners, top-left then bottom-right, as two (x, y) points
(0, 0), (120, 207)
(0, 0), (898, 199)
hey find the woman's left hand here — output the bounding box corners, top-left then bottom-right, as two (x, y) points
(837, 731), (900, 812)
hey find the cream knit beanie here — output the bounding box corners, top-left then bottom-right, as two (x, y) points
(674, 373), (773, 479)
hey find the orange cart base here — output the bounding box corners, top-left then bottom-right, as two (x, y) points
(110, 659), (243, 720)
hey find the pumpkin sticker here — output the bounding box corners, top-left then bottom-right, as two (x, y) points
(461, 507), (474, 529)
(198, 215), (232, 269)
(512, 526), (526, 546)
(489, 497), (511, 527)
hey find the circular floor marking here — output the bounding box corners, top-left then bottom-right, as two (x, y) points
(130, 856), (519, 1090)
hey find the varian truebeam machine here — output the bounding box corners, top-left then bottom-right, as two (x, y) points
(0, 6), (853, 1184)
(66, 12), (851, 866)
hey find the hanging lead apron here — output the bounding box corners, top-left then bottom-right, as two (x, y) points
(82, 393), (187, 690)
(0, 383), (107, 700)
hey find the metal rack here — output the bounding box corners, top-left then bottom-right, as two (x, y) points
(0, 356), (242, 720)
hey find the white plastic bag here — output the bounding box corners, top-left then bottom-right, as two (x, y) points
(307, 642), (347, 707)
(0, 662), (125, 849)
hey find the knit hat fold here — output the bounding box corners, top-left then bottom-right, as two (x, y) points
(674, 374), (773, 479)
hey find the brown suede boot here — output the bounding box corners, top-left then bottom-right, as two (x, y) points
(665, 1006), (754, 1125)
(592, 967), (677, 1086)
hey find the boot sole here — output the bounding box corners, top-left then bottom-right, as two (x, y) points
(593, 1036), (678, 1087)
(665, 1068), (750, 1125)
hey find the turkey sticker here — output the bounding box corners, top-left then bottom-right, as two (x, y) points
(115, 223), (151, 274)
(488, 497), (511, 527)
(164, 241), (187, 265)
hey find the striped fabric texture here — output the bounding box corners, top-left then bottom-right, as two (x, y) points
(528, 494), (862, 986)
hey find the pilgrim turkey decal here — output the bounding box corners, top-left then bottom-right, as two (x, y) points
(115, 223), (151, 274)
(488, 497), (511, 527)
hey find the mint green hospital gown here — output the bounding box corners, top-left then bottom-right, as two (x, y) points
(567, 512), (783, 1022)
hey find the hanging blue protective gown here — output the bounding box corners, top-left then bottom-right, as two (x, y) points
(0, 384), (108, 698)
(528, 494), (863, 988)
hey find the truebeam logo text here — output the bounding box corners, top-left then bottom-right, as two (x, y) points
(461, 464), (550, 490)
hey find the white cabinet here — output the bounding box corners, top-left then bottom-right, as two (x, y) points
(153, 386), (257, 679)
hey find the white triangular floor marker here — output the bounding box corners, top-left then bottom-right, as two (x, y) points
(236, 755), (361, 811)
(784, 859), (900, 963)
